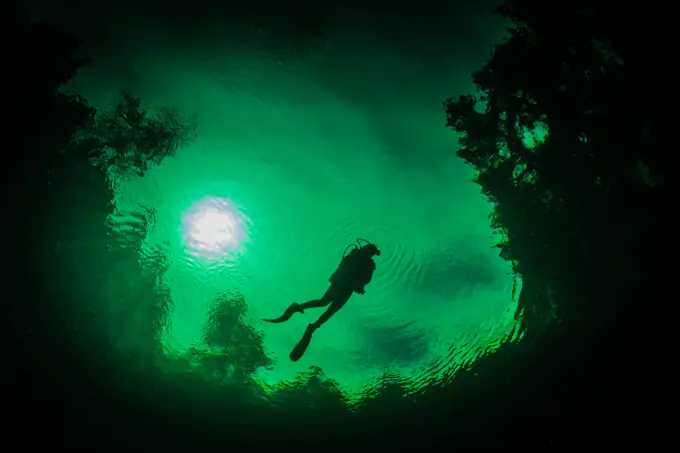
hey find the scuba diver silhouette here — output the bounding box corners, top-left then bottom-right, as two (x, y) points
(263, 238), (381, 361)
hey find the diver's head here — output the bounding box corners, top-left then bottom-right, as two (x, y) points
(361, 243), (381, 257)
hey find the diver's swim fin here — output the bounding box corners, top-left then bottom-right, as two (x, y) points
(263, 303), (304, 323)
(289, 324), (317, 362)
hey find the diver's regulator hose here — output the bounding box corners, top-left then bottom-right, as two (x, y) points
(342, 238), (379, 258)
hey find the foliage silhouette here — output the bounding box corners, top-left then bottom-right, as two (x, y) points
(73, 92), (197, 178)
(201, 292), (274, 383)
(443, 0), (671, 343)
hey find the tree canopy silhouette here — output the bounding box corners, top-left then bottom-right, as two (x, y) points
(72, 92), (197, 178)
(443, 0), (671, 338)
(201, 292), (273, 383)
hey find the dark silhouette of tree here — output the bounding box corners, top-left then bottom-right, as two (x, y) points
(72, 92), (197, 178)
(5, 2), (199, 436)
(4, 2), (117, 434)
(443, 0), (671, 340)
(6, 1), (100, 331)
(201, 292), (273, 383)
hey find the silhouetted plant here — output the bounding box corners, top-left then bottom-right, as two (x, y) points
(443, 0), (668, 335)
(202, 292), (274, 382)
(75, 92), (196, 178)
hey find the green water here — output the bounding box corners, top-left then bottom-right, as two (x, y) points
(109, 135), (520, 395)
(65, 21), (520, 402)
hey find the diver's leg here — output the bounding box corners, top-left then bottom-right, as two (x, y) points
(263, 288), (334, 323)
(289, 290), (352, 361)
(310, 291), (352, 329)
(297, 286), (335, 311)
(298, 298), (330, 310)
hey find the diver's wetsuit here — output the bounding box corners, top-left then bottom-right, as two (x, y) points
(299, 250), (376, 328)
(263, 241), (380, 361)
(263, 244), (379, 328)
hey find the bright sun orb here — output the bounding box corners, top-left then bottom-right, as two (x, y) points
(182, 197), (244, 256)
(192, 211), (236, 245)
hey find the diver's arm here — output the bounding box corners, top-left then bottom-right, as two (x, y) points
(354, 263), (376, 294)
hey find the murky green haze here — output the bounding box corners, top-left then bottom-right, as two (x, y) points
(61, 11), (519, 397)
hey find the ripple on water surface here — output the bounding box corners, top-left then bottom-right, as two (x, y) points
(105, 130), (518, 399)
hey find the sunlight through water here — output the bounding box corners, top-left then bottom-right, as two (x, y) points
(182, 197), (247, 258)
(111, 126), (521, 398)
(88, 36), (521, 401)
